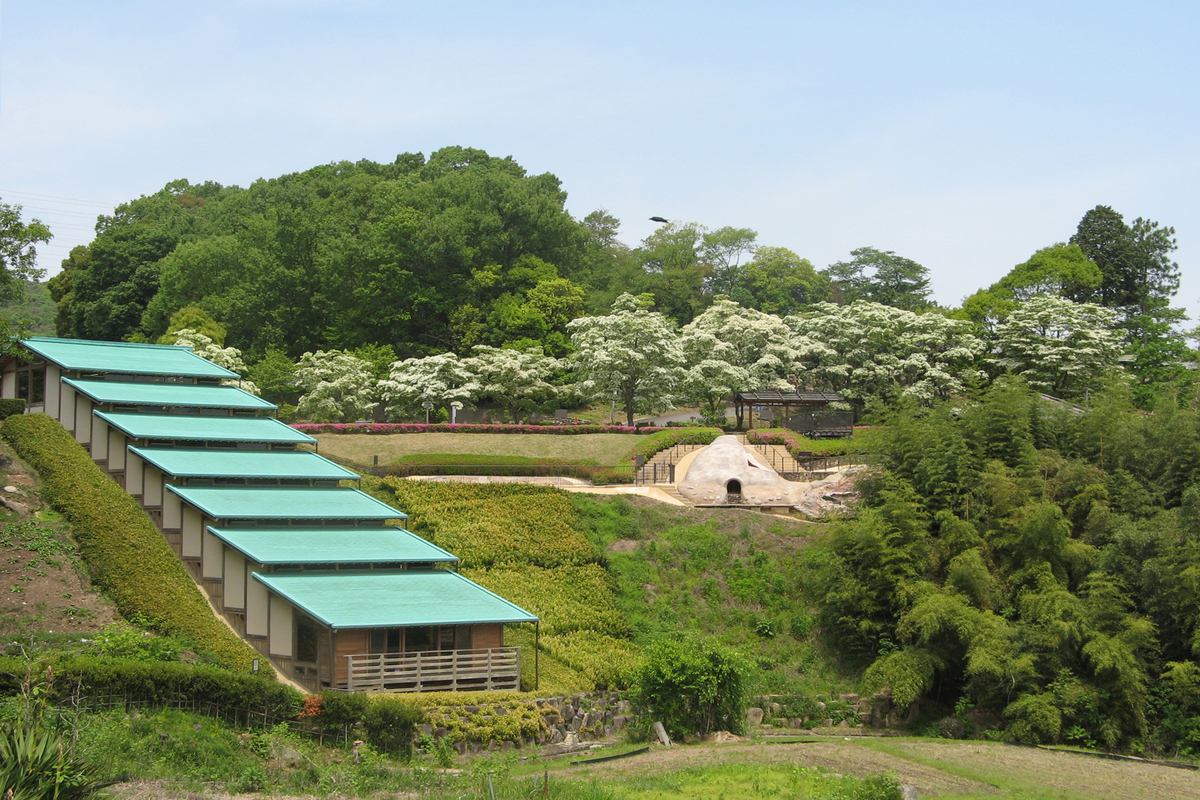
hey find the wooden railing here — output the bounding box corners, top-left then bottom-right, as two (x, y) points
(344, 647), (520, 693)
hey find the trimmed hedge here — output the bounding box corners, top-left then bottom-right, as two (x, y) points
(0, 398), (26, 420)
(0, 655), (300, 720)
(747, 426), (882, 459)
(623, 427), (723, 466)
(0, 413), (260, 671)
(294, 422), (665, 435)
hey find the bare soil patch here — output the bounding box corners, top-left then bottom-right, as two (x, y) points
(0, 444), (118, 636)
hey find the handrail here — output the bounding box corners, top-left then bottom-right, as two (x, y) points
(344, 646), (520, 693)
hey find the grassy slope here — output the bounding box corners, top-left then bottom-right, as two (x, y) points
(315, 432), (645, 465)
(360, 471), (855, 697)
(570, 494), (850, 695)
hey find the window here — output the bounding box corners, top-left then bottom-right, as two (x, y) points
(369, 628), (401, 654)
(406, 626), (435, 652)
(366, 626), (472, 654)
(296, 614), (320, 664)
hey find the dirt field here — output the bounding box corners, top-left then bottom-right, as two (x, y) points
(0, 444), (117, 636)
(564, 738), (1200, 799)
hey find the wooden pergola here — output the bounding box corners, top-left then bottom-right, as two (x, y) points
(732, 390), (852, 437)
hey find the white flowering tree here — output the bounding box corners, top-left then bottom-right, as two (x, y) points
(168, 329), (260, 396)
(567, 293), (685, 426)
(464, 345), (561, 422)
(786, 302), (986, 405)
(380, 352), (479, 422)
(679, 298), (801, 425)
(294, 350), (378, 422)
(993, 294), (1122, 398)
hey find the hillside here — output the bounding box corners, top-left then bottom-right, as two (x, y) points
(0, 438), (118, 637)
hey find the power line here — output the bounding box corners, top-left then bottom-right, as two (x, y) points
(0, 188), (119, 209)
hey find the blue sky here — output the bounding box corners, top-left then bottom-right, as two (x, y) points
(1, 0), (1196, 325)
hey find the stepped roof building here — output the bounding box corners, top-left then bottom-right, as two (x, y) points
(1, 337), (537, 693)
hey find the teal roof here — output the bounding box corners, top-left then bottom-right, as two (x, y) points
(166, 485), (406, 520)
(22, 337), (238, 379)
(130, 447), (358, 481)
(65, 378), (275, 411)
(252, 570), (537, 628)
(208, 526), (456, 564)
(95, 411), (315, 444)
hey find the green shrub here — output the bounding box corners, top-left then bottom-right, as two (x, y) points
(0, 655), (301, 720)
(0, 398), (26, 420)
(633, 637), (748, 738)
(360, 696), (423, 756)
(0, 414), (260, 670)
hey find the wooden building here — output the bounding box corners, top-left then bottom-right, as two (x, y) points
(0, 337), (538, 693)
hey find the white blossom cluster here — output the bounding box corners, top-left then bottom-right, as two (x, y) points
(294, 350), (379, 423)
(992, 294), (1122, 395)
(273, 293), (1122, 423)
(168, 329), (261, 396)
(785, 302), (988, 403)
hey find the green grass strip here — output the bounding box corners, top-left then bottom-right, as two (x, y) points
(1, 414), (259, 671)
(390, 453), (597, 466)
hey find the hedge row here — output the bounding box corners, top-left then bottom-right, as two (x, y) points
(0, 413), (260, 671)
(0, 398), (26, 420)
(293, 422), (665, 435)
(623, 427), (723, 466)
(747, 426), (881, 458)
(0, 655), (300, 719)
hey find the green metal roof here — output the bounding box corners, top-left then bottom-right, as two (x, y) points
(22, 337), (238, 378)
(208, 526), (457, 564)
(252, 570), (537, 628)
(65, 378), (275, 410)
(95, 411), (315, 444)
(129, 447), (358, 481)
(166, 485), (406, 520)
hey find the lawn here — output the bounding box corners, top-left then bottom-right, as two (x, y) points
(312, 432), (645, 466)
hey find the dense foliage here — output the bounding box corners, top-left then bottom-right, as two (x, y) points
(808, 378), (1200, 753)
(633, 636), (748, 738)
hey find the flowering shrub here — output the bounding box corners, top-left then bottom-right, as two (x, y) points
(293, 422), (664, 435)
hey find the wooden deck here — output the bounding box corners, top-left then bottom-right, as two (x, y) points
(344, 647), (521, 692)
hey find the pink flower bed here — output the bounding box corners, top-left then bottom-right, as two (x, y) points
(292, 422), (665, 435)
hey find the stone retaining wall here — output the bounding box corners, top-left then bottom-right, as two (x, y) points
(749, 692), (917, 731)
(419, 691), (636, 752)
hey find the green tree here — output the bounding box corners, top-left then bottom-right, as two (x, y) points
(824, 247), (931, 310)
(0, 200), (52, 304)
(700, 226), (759, 297)
(732, 246), (831, 315)
(247, 348), (299, 405)
(633, 637), (747, 737)
(156, 305), (228, 346)
(577, 209), (643, 313)
(638, 222), (710, 325)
